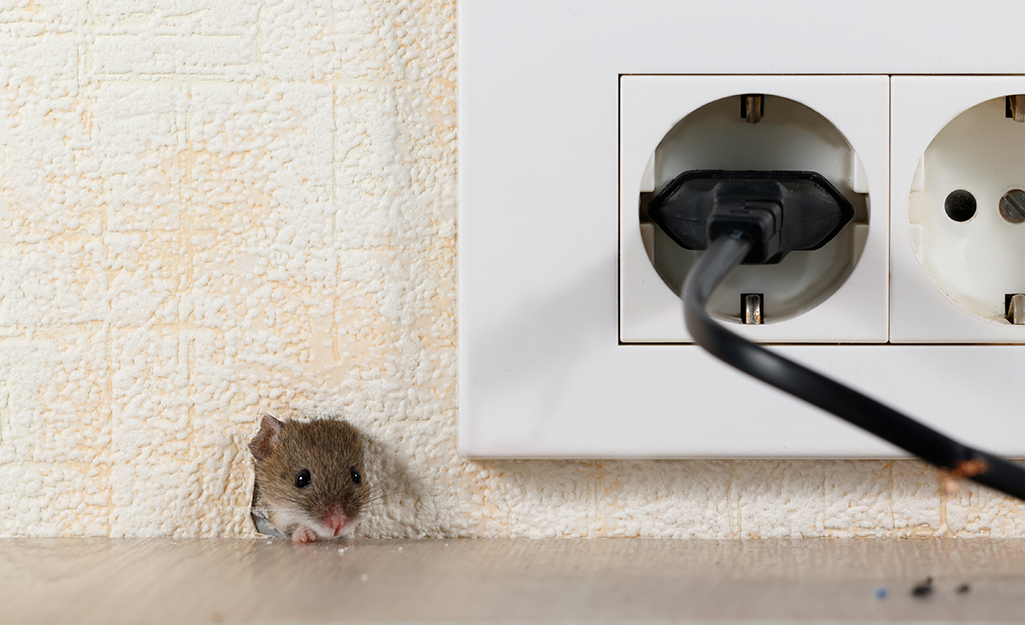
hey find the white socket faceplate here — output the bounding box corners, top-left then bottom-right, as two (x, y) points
(459, 0), (1025, 458)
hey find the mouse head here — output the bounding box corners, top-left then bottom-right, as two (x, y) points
(250, 415), (370, 539)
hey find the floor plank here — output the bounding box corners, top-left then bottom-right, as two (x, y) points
(2, 538), (1025, 623)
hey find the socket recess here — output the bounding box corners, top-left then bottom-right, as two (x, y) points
(892, 77), (1025, 343)
(620, 76), (888, 343)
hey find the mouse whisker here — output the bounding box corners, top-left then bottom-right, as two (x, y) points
(371, 466), (409, 484)
(359, 493), (392, 509)
(354, 493), (382, 506)
(362, 488), (389, 502)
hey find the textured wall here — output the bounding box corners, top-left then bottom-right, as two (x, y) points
(0, 0), (1021, 539)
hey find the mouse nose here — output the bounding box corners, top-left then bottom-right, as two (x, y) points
(325, 512), (349, 536)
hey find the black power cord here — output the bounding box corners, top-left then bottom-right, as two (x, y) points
(653, 169), (1025, 501)
(684, 232), (1025, 501)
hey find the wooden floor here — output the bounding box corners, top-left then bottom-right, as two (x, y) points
(3, 538), (1025, 623)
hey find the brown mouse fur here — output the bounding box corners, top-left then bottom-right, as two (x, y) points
(249, 414), (371, 543)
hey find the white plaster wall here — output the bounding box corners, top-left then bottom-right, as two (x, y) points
(0, 0), (1022, 539)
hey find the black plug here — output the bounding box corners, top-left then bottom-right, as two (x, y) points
(647, 170), (855, 264)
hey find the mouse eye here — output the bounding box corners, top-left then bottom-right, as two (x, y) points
(295, 469), (311, 489)
(350, 468), (362, 485)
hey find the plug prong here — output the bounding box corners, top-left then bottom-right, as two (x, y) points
(742, 293), (763, 324)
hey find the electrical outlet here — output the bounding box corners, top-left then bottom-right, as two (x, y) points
(459, 0), (1025, 458)
(620, 75), (888, 343)
(892, 76), (1025, 342)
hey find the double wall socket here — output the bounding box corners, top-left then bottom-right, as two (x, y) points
(459, 0), (1025, 458)
(624, 76), (1025, 344)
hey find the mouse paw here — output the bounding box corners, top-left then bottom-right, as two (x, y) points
(292, 526), (317, 544)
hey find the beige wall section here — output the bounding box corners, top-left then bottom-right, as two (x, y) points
(0, 1), (1021, 539)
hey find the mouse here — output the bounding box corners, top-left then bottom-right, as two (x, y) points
(248, 414), (371, 543)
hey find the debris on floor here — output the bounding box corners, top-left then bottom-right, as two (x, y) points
(911, 577), (935, 598)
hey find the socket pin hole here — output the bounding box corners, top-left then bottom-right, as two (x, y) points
(944, 189), (977, 222)
(999, 189), (1025, 224)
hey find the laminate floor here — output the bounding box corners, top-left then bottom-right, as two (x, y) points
(2, 538), (1025, 624)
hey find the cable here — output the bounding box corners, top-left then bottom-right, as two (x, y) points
(683, 231), (1025, 502)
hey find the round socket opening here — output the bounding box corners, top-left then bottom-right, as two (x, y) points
(639, 95), (870, 324)
(908, 96), (1025, 324)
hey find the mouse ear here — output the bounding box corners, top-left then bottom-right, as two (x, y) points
(249, 414), (284, 460)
